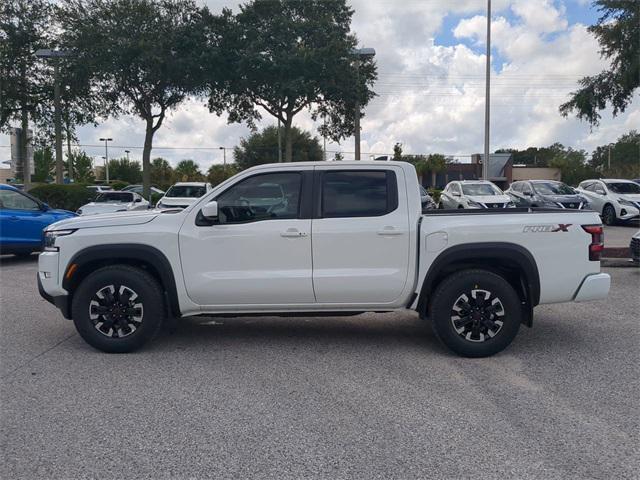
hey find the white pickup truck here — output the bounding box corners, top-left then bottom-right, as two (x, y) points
(38, 161), (610, 357)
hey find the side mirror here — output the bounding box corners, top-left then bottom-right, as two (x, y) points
(201, 200), (218, 219)
(40, 202), (50, 211)
(452, 191), (461, 197)
(524, 191), (533, 197)
(596, 189), (605, 195)
(135, 197), (142, 203)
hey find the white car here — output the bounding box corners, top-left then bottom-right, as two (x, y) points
(121, 185), (165, 198)
(439, 180), (515, 209)
(156, 182), (212, 209)
(575, 179), (640, 225)
(86, 185), (113, 197)
(77, 191), (149, 216)
(40, 161), (609, 357)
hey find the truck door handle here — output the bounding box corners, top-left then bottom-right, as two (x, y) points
(281, 228), (308, 238)
(377, 227), (403, 236)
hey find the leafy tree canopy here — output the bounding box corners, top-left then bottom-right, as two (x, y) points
(207, 164), (239, 187)
(233, 125), (323, 169)
(150, 157), (174, 189)
(560, 0), (639, 125)
(33, 146), (55, 182)
(107, 158), (142, 184)
(589, 130), (640, 178)
(174, 159), (204, 181)
(207, 0), (376, 162)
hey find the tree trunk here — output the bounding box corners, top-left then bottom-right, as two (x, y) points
(20, 102), (30, 189)
(142, 118), (154, 198)
(431, 171), (436, 188)
(284, 117), (293, 163)
(66, 120), (73, 181)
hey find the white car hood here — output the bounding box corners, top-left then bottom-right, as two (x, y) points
(79, 202), (135, 215)
(47, 210), (160, 231)
(158, 197), (198, 207)
(466, 194), (511, 204)
(618, 194), (640, 202)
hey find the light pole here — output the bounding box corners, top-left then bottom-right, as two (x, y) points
(35, 49), (71, 184)
(483, 0), (491, 180)
(219, 146), (227, 170)
(99, 137), (112, 183)
(125, 149), (130, 161)
(351, 48), (375, 160)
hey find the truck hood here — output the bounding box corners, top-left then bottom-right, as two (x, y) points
(157, 197), (198, 208)
(79, 202), (136, 215)
(46, 209), (160, 231)
(466, 194), (511, 204)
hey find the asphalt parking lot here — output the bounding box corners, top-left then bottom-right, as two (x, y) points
(1, 257), (639, 480)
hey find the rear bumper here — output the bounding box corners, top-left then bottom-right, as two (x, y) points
(573, 273), (610, 302)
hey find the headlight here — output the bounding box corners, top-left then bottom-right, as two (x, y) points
(467, 200), (484, 208)
(76, 208), (82, 215)
(43, 229), (76, 252)
(618, 199), (635, 207)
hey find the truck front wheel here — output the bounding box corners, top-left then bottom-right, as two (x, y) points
(429, 269), (521, 357)
(71, 265), (166, 353)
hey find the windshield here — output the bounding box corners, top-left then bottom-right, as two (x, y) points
(606, 182), (640, 194)
(95, 192), (133, 203)
(461, 184), (502, 196)
(165, 185), (206, 198)
(533, 182), (576, 195)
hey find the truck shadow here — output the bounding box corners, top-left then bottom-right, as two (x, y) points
(0, 253), (39, 266)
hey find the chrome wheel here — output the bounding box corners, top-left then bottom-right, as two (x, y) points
(89, 284), (144, 338)
(450, 289), (505, 343)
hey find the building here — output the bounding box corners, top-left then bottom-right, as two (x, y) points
(422, 153), (514, 190)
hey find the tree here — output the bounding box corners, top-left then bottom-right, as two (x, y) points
(233, 125), (323, 169)
(207, 164), (238, 186)
(67, 150), (94, 183)
(33, 146), (55, 182)
(393, 143), (403, 161)
(59, 0), (214, 197)
(207, 0), (376, 163)
(150, 157), (174, 189)
(560, 1), (639, 125)
(590, 130), (640, 178)
(107, 158), (142, 184)
(548, 148), (595, 186)
(334, 152), (344, 161)
(174, 160), (203, 181)
(0, 0), (54, 187)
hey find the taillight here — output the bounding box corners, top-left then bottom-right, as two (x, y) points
(582, 225), (604, 261)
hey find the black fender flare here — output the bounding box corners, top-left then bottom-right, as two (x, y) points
(63, 243), (181, 317)
(418, 242), (540, 316)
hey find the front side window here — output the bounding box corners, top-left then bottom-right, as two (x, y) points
(606, 182), (640, 194)
(533, 182), (575, 195)
(321, 170), (396, 218)
(0, 189), (40, 210)
(216, 172), (301, 224)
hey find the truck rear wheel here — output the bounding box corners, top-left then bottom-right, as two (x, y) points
(429, 269), (521, 357)
(71, 265), (165, 353)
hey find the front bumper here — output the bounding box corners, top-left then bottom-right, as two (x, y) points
(618, 205), (640, 221)
(573, 273), (611, 302)
(37, 274), (71, 319)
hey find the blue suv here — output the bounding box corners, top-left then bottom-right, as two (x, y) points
(0, 184), (76, 257)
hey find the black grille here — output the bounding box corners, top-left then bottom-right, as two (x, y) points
(484, 203), (506, 209)
(561, 202), (580, 209)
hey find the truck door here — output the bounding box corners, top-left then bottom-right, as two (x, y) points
(311, 167), (410, 304)
(179, 170), (315, 306)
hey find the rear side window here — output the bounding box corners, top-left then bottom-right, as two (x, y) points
(321, 170), (397, 218)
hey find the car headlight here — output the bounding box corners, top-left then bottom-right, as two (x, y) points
(618, 199), (635, 207)
(76, 208), (82, 215)
(467, 200), (484, 208)
(43, 229), (76, 252)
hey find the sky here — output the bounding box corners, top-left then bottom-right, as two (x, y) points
(2, 0), (638, 171)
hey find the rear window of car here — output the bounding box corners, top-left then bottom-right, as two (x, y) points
(95, 192), (134, 203)
(461, 183), (501, 196)
(321, 170), (397, 218)
(165, 185), (206, 198)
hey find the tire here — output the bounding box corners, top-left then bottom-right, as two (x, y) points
(457, 204), (464, 209)
(438, 202), (444, 209)
(428, 269), (522, 357)
(602, 204), (616, 226)
(71, 265), (166, 353)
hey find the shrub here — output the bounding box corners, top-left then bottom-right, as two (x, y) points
(428, 188), (442, 203)
(29, 184), (93, 212)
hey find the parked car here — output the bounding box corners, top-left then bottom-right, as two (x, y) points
(156, 182), (212, 209)
(506, 180), (591, 210)
(39, 161), (609, 357)
(420, 185), (436, 211)
(86, 185), (113, 195)
(575, 179), (640, 225)
(439, 180), (514, 209)
(0, 184), (76, 256)
(631, 231), (640, 265)
(121, 185), (165, 198)
(76, 191), (149, 216)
